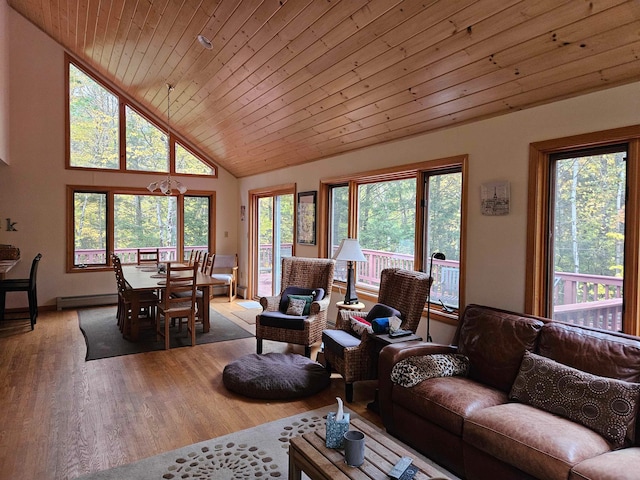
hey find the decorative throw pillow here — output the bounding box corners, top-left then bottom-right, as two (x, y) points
(287, 294), (314, 315)
(391, 354), (470, 388)
(350, 316), (373, 337)
(286, 297), (307, 316)
(365, 303), (401, 323)
(509, 351), (640, 448)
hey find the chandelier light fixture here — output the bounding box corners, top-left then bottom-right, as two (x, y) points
(147, 83), (187, 195)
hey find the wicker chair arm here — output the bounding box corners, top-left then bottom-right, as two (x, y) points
(336, 309), (371, 331)
(260, 295), (281, 312)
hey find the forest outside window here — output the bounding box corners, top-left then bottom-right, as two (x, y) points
(526, 126), (640, 337)
(322, 156), (467, 319)
(67, 57), (216, 177)
(69, 187), (213, 272)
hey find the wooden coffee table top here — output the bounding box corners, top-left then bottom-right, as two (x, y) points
(288, 417), (454, 480)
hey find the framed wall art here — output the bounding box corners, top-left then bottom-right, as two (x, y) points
(297, 191), (317, 245)
(481, 181), (510, 216)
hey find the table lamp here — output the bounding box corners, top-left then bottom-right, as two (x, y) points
(333, 238), (366, 304)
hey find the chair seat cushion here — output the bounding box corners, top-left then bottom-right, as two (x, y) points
(322, 329), (361, 359)
(223, 352), (330, 399)
(211, 273), (233, 285)
(172, 290), (203, 298)
(258, 310), (306, 330)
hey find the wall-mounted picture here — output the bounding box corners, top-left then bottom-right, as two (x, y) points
(481, 181), (510, 216)
(297, 191), (317, 245)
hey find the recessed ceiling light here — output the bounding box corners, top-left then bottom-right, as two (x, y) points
(197, 34), (213, 50)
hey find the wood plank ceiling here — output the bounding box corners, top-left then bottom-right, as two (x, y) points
(8, 0), (640, 178)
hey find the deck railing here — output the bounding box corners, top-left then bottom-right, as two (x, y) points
(79, 245), (625, 332)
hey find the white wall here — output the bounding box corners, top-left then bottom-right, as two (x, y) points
(238, 81), (640, 344)
(0, 9), (238, 310)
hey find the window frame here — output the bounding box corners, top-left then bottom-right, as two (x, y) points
(319, 156), (468, 324)
(526, 125), (640, 336)
(65, 54), (217, 178)
(66, 185), (215, 273)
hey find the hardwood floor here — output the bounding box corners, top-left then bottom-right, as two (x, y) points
(0, 299), (379, 480)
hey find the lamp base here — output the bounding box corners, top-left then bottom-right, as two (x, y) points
(343, 261), (359, 305)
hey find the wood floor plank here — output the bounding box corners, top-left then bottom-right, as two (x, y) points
(0, 300), (379, 479)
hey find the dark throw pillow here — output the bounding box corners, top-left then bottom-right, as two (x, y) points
(365, 303), (401, 323)
(509, 351), (640, 448)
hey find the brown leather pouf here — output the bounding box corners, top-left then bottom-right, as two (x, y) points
(223, 352), (330, 399)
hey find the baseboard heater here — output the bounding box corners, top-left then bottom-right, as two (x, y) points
(56, 293), (118, 310)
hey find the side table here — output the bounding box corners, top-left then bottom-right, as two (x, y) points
(367, 332), (423, 412)
(335, 301), (365, 312)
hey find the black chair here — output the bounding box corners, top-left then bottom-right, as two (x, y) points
(0, 253), (42, 330)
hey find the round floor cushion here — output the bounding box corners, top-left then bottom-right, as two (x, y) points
(223, 352), (330, 399)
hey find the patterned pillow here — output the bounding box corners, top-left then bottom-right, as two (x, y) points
(287, 294), (314, 315)
(286, 297), (307, 316)
(391, 354), (470, 388)
(350, 316), (373, 337)
(509, 351), (640, 448)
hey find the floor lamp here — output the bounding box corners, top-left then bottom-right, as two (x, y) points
(333, 238), (366, 304)
(426, 252), (446, 342)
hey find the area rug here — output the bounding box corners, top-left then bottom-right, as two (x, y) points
(237, 300), (261, 309)
(79, 306), (253, 361)
(231, 308), (260, 325)
(72, 405), (458, 480)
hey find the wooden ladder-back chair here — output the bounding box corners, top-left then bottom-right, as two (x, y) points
(156, 262), (198, 350)
(322, 268), (432, 402)
(137, 248), (160, 265)
(111, 254), (158, 336)
(256, 256), (335, 357)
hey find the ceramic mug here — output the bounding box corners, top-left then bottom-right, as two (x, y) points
(343, 430), (365, 467)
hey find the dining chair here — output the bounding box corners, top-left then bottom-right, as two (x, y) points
(111, 254), (159, 336)
(0, 253), (42, 330)
(174, 253), (212, 324)
(137, 248), (160, 265)
(156, 262), (198, 350)
(211, 254), (239, 302)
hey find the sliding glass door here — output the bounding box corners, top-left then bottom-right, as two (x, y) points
(253, 189), (294, 298)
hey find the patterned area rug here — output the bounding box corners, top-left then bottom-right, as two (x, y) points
(72, 406), (459, 480)
(74, 406), (332, 479)
(79, 306), (253, 360)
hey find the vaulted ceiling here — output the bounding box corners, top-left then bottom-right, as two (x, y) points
(8, 0), (640, 178)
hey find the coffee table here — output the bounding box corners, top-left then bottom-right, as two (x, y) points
(288, 417), (455, 480)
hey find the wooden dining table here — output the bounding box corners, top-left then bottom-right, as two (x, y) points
(122, 264), (224, 342)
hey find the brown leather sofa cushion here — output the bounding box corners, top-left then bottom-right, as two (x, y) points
(392, 376), (507, 436)
(570, 448), (640, 480)
(510, 351), (640, 448)
(457, 305), (544, 392)
(465, 403), (612, 480)
(538, 322), (640, 383)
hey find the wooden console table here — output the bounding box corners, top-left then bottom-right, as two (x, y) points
(289, 417), (454, 479)
(0, 259), (19, 280)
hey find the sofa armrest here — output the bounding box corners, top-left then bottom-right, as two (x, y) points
(378, 342), (458, 431)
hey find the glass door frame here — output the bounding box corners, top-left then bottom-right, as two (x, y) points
(248, 184), (296, 299)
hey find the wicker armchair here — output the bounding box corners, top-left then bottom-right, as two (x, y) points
(256, 256), (335, 358)
(322, 268), (432, 402)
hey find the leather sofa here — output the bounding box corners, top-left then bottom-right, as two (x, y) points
(378, 304), (640, 480)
